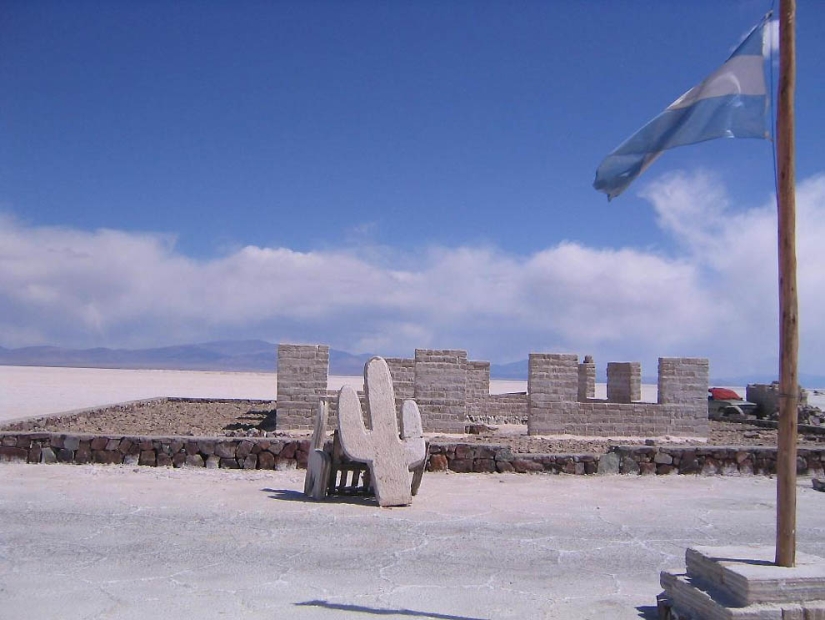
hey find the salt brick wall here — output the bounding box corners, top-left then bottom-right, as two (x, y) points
(385, 358), (415, 401)
(528, 353), (578, 404)
(658, 358), (708, 406)
(385, 357), (416, 424)
(274, 343), (709, 438)
(578, 358), (596, 402)
(325, 389), (366, 428)
(466, 361), (490, 420)
(527, 354), (579, 434)
(529, 356), (709, 437)
(606, 362), (642, 403)
(276, 344), (329, 430)
(414, 349), (468, 433)
(480, 393), (528, 424)
(528, 402), (709, 437)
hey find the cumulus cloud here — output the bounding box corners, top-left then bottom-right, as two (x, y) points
(2, 171), (825, 379)
(642, 171), (825, 377)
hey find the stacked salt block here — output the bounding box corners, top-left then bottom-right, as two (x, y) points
(606, 361), (641, 403)
(660, 546), (825, 618)
(578, 355), (596, 402)
(276, 344), (329, 430)
(465, 360), (490, 422)
(527, 353), (579, 435)
(413, 349), (468, 434)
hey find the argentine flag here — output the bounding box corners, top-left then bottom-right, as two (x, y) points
(594, 17), (771, 200)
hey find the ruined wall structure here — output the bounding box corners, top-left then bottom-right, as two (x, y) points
(528, 355), (709, 437)
(276, 344), (330, 430)
(276, 344), (709, 438)
(578, 355), (596, 401)
(606, 362), (642, 403)
(413, 349), (469, 433)
(746, 382), (808, 418)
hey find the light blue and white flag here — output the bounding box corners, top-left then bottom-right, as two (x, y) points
(594, 16), (771, 200)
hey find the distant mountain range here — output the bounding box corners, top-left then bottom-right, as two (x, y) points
(0, 339), (527, 378)
(2, 340), (823, 386)
(0, 340), (370, 376)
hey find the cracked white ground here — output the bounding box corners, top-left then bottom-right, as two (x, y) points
(2, 464), (824, 619)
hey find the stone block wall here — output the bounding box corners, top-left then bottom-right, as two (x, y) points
(606, 362), (641, 403)
(531, 402), (708, 437)
(527, 354), (579, 433)
(324, 390), (365, 428)
(414, 349), (468, 433)
(578, 355), (596, 402)
(481, 393), (528, 424)
(276, 344), (329, 430)
(276, 345), (483, 433)
(528, 354), (579, 402)
(658, 357), (709, 406)
(274, 343), (709, 439)
(466, 361), (490, 421)
(529, 356), (709, 438)
(385, 357), (415, 400)
(385, 357), (416, 422)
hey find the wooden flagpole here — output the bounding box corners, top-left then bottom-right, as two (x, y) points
(775, 0), (798, 568)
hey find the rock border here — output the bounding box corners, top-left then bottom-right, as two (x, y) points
(2, 431), (824, 477)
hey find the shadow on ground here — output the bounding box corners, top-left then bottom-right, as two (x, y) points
(262, 488), (378, 507)
(223, 407), (277, 432)
(295, 600), (488, 620)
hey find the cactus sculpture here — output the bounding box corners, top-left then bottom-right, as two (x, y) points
(337, 356), (426, 507)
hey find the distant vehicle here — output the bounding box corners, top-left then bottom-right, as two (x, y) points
(707, 387), (758, 417)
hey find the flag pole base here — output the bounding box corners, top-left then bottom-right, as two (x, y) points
(658, 545), (825, 619)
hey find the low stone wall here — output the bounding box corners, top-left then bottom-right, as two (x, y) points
(4, 430), (825, 480)
(0, 432), (311, 470)
(427, 443), (600, 475)
(530, 401), (710, 438)
(427, 443), (825, 478)
(601, 445), (812, 476)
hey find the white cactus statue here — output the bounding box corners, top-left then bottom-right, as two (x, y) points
(337, 356), (426, 507)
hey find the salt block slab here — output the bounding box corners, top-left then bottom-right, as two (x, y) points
(687, 545), (825, 606)
(661, 569), (825, 619)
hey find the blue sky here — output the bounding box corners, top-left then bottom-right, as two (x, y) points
(2, 1), (824, 380)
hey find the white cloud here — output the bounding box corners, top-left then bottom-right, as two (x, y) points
(2, 172), (825, 380)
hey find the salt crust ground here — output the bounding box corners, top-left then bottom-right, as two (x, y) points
(0, 365), (529, 421)
(4, 368), (825, 618)
(4, 464), (825, 619)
